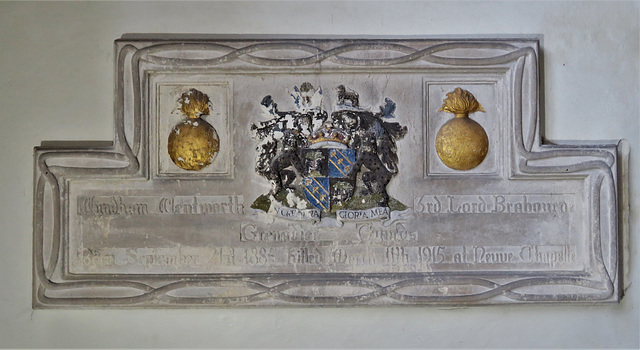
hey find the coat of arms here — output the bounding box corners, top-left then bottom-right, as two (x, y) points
(251, 83), (407, 223)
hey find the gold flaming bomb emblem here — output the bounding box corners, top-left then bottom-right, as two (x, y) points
(435, 87), (489, 171)
(167, 89), (220, 171)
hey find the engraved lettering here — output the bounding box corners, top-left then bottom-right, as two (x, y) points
(330, 248), (377, 266)
(78, 248), (116, 267)
(491, 195), (572, 214)
(414, 194), (574, 215)
(240, 223), (316, 242)
(77, 196), (148, 216)
(288, 247), (325, 265)
(384, 246), (409, 266)
(332, 248), (347, 264)
(519, 245), (576, 267)
(125, 248), (201, 267)
(448, 195), (488, 213)
(243, 247), (276, 266)
(414, 195), (442, 213)
(472, 246), (515, 264)
(453, 246), (468, 263)
(357, 223), (417, 243)
(418, 246), (446, 264)
(159, 195), (245, 215)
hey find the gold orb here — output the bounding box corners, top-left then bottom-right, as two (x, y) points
(435, 116), (488, 171)
(168, 118), (219, 171)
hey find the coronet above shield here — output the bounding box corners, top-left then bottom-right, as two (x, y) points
(251, 83), (407, 217)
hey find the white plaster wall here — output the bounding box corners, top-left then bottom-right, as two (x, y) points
(0, 1), (637, 348)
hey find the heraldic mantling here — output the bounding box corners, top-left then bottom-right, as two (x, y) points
(250, 82), (407, 222)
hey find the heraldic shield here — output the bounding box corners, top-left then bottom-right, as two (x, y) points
(302, 148), (356, 211)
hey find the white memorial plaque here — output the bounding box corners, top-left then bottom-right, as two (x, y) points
(33, 36), (623, 307)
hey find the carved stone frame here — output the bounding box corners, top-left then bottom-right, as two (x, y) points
(33, 36), (622, 307)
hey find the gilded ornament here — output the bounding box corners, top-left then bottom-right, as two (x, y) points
(167, 89), (220, 171)
(435, 88), (488, 170)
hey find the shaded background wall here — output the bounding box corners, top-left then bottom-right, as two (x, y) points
(0, 1), (637, 348)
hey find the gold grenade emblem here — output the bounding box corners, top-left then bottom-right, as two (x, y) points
(168, 89), (220, 171)
(435, 88), (489, 171)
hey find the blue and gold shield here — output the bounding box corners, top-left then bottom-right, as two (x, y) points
(302, 148), (357, 211)
(328, 148), (356, 178)
(302, 177), (330, 211)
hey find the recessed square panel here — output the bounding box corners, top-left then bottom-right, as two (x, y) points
(425, 81), (501, 176)
(152, 78), (232, 178)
